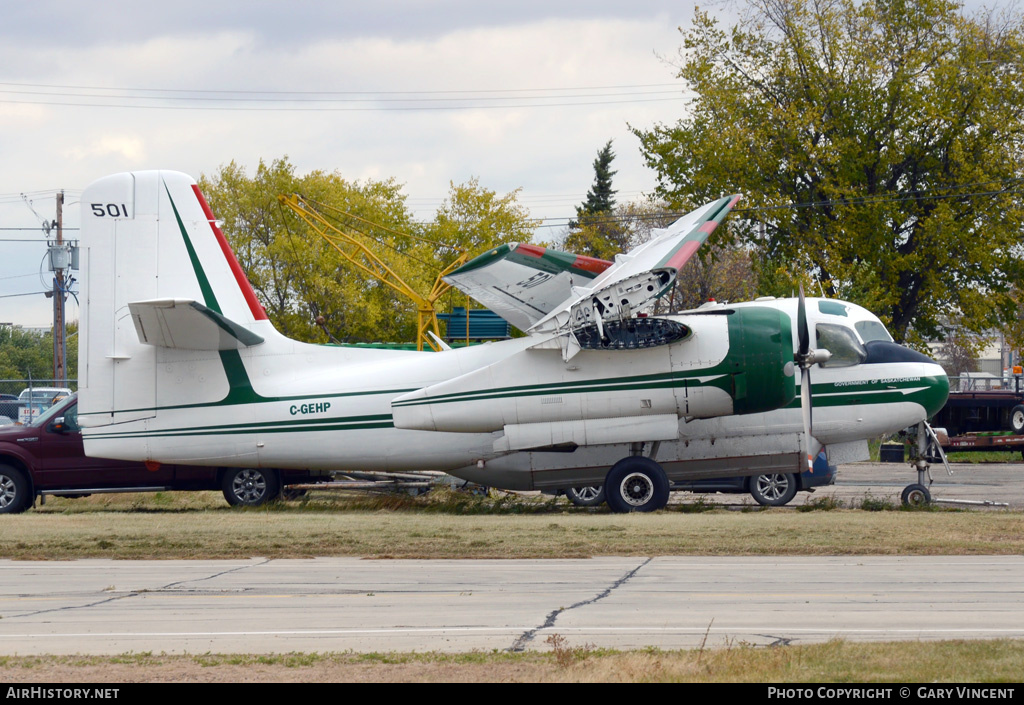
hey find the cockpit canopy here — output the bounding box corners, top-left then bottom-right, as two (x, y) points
(816, 323), (867, 368)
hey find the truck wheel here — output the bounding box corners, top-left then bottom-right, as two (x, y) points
(0, 464), (31, 514)
(566, 485), (606, 507)
(749, 473), (798, 506)
(1011, 405), (1024, 434)
(221, 468), (280, 507)
(605, 457), (669, 513)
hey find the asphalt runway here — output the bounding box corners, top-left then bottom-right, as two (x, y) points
(2, 462), (1021, 656)
(690, 461), (1024, 510)
(833, 461), (1024, 509)
(2, 556), (1024, 655)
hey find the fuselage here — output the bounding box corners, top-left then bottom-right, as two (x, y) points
(81, 296), (947, 491)
(76, 170), (949, 493)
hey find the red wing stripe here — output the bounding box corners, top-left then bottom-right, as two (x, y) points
(663, 240), (702, 271)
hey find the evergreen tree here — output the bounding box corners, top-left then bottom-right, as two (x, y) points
(575, 140), (617, 220)
(565, 141), (628, 259)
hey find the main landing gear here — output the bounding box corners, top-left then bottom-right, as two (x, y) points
(602, 442), (670, 513)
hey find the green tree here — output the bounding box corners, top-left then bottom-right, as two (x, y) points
(634, 0), (1024, 345)
(429, 178), (533, 250)
(0, 323), (76, 380)
(936, 325), (987, 376)
(565, 141), (631, 259)
(576, 140), (618, 219)
(200, 158), (420, 344)
(201, 160), (535, 344)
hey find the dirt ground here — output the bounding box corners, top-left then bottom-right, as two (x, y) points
(0, 661), (561, 683)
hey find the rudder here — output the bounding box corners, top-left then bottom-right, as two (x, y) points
(78, 170), (270, 424)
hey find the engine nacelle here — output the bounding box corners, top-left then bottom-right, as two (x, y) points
(391, 307), (797, 436)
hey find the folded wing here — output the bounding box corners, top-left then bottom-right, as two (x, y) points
(530, 195), (741, 334)
(442, 244), (612, 331)
(443, 195), (741, 334)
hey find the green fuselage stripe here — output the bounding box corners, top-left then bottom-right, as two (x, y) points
(87, 414), (394, 440)
(165, 182), (221, 314)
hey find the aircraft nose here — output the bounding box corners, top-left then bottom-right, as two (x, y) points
(862, 340), (949, 418)
(921, 364), (950, 419)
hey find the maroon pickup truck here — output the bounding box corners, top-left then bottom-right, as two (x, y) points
(0, 394), (328, 514)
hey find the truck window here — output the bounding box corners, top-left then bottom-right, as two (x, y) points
(31, 396), (76, 428)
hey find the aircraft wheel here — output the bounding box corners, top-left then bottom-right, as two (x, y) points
(566, 485), (606, 507)
(0, 464), (31, 514)
(1011, 405), (1024, 434)
(222, 468), (281, 507)
(749, 473), (798, 506)
(900, 483), (931, 508)
(605, 457), (669, 513)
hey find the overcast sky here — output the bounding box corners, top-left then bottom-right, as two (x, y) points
(0, 0), (1009, 329)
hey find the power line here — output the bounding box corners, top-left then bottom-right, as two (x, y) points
(0, 96), (686, 112)
(0, 80), (682, 96)
(0, 87), (682, 104)
(531, 181), (1024, 228)
(0, 291), (50, 299)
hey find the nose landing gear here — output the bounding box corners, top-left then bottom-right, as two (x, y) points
(901, 421), (952, 507)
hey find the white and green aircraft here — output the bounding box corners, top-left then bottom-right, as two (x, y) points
(77, 170), (949, 512)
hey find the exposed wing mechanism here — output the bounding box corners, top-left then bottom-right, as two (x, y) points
(444, 195), (741, 357)
(128, 299), (265, 351)
(529, 195), (741, 336)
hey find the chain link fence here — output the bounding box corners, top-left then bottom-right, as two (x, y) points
(0, 379), (77, 425)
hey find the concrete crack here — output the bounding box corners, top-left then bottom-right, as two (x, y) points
(159, 558), (270, 590)
(5, 559), (271, 620)
(509, 557), (653, 652)
(8, 593), (137, 620)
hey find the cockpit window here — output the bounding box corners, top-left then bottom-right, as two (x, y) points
(816, 323), (867, 367)
(855, 320), (894, 343)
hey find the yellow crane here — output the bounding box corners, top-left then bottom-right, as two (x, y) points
(277, 194), (469, 351)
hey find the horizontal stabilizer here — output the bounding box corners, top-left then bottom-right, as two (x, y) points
(128, 299), (265, 350)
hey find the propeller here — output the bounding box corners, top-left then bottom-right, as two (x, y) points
(794, 284), (831, 472)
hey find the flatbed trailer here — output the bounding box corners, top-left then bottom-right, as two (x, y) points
(939, 431), (1024, 455)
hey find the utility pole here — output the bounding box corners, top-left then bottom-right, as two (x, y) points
(52, 191), (65, 384)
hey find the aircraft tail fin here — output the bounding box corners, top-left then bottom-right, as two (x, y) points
(79, 170), (275, 423)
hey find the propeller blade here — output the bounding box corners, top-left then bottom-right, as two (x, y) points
(797, 283), (809, 359)
(801, 365), (814, 472)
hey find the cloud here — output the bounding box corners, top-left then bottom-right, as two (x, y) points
(64, 136), (147, 163)
(0, 8), (698, 325)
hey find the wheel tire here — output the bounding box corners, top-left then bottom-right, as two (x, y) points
(221, 468), (280, 507)
(604, 457), (670, 513)
(900, 483), (931, 507)
(749, 473), (799, 506)
(1010, 405), (1024, 434)
(0, 464), (31, 514)
(566, 485), (606, 507)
